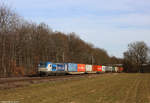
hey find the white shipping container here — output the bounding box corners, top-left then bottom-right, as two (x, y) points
(102, 66), (106, 72)
(115, 67), (119, 72)
(85, 64), (92, 72)
(105, 66), (111, 72)
(109, 66), (113, 72)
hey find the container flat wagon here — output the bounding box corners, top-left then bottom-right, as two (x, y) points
(38, 62), (124, 76)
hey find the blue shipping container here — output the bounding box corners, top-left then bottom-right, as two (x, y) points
(67, 63), (77, 72)
(56, 63), (65, 71)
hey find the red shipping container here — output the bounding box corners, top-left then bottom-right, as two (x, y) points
(119, 67), (124, 72)
(77, 64), (86, 72)
(97, 65), (102, 72)
(92, 65), (98, 71)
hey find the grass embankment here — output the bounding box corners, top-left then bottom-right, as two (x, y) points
(0, 73), (150, 103)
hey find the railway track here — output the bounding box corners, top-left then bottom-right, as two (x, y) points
(0, 74), (89, 83)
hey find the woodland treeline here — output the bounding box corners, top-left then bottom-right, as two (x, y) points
(0, 4), (122, 77)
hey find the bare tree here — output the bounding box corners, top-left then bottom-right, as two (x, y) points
(124, 41), (149, 72)
(0, 3), (20, 32)
(0, 2), (21, 77)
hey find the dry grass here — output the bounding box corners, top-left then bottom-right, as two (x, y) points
(0, 73), (150, 103)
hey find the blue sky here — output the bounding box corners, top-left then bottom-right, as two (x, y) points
(4, 0), (150, 57)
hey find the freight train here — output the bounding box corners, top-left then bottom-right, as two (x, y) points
(38, 62), (124, 76)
